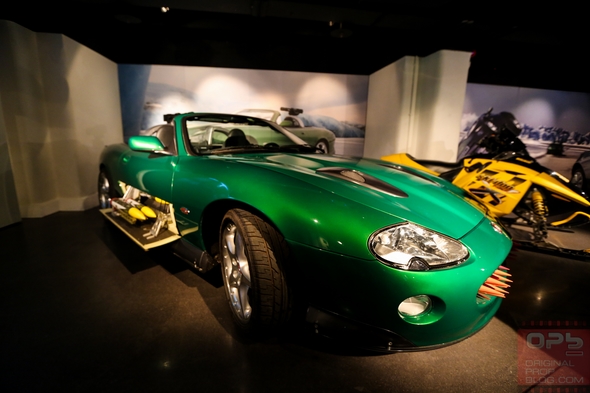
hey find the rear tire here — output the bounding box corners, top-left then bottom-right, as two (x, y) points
(98, 169), (117, 209)
(219, 209), (292, 330)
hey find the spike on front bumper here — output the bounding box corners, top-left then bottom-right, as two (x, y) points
(477, 266), (512, 300)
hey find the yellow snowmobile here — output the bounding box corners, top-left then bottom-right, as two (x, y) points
(382, 110), (590, 258)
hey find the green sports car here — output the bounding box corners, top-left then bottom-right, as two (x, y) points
(98, 112), (513, 351)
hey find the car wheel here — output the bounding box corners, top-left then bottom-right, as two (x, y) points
(98, 169), (117, 209)
(571, 167), (586, 189)
(220, 209), (292, 330)
(315, 139), (329, 153)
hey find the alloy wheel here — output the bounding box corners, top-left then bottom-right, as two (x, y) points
(221, 222), (252, 322)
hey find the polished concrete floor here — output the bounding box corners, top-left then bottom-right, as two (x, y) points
(1, 209), (589, 392)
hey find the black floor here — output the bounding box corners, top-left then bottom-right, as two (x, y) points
(1, 209), (589, 392)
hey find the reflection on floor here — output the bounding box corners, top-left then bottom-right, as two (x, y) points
(1, 209), (589, 392)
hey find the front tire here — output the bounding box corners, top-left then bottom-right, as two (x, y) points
(571, 166), (586, 190)
(220, 209), (292, 330)
(315, 139), (329, 154)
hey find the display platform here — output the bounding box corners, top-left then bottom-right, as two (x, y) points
(99, 208), (180, 250)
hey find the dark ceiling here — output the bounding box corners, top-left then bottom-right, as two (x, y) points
(2, 0), (588, 92)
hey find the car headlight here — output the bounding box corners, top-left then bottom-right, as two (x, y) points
(369, 223), (469, 271)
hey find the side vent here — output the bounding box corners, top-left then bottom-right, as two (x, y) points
(317, 167), (408, 198)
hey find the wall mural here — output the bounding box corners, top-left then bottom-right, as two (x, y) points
(118, 64), (369, 156)
(460, 83), (590, 180)
(454, 84), (590, 255)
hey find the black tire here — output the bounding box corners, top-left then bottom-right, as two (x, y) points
(98, 169), (117, 209)
(315, 139), (329, 153)
(571, 166), (586, 190)
(219, 209), (292, 330)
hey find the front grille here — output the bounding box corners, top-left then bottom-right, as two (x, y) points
(477, 266), (512, 301)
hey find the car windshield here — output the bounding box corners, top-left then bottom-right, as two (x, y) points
(235, 109), (280, 122)
(185, 114), (315, 155)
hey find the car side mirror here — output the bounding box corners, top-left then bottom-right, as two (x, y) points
(128, 136), (167, 153)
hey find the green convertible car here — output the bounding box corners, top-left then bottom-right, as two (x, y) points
(98, 112), (513, 351)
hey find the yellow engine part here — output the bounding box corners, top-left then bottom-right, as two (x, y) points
(127, 207), (147, 221)
(140, 206), (157, 218)
(531, 189), (548, 217)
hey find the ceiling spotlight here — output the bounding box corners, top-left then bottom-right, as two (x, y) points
(330, 22), (352, 38)
(161, 6), (170, 13)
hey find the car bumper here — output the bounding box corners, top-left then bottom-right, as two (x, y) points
(304, 304), (498, 352)
(289, 217), (512, 349)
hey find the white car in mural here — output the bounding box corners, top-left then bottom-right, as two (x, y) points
(237, 109), (336, 154)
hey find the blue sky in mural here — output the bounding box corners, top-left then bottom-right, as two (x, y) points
(463, 84), (590, 140)
(461, 84), (590, 174)
(118, 64), (151, 138)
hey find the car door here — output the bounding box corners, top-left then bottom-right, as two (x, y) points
(119, 124), (177, 202)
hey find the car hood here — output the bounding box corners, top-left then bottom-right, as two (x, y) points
(220, 153), (486, 239)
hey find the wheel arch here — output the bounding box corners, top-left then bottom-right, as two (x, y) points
(200, 198), (303, 313)
(200, 199), (283, 256)
(572, 162), (585, 176)
(98, 164), (124, 197)
(315, 137), (330, 152)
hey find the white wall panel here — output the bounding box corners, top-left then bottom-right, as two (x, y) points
(365, 50), (470, 161)
(0, 20), (123, 217)
(0, 91), (21, 227)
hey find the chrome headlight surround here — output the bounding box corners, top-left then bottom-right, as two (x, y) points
(369, 223), (469, 271)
